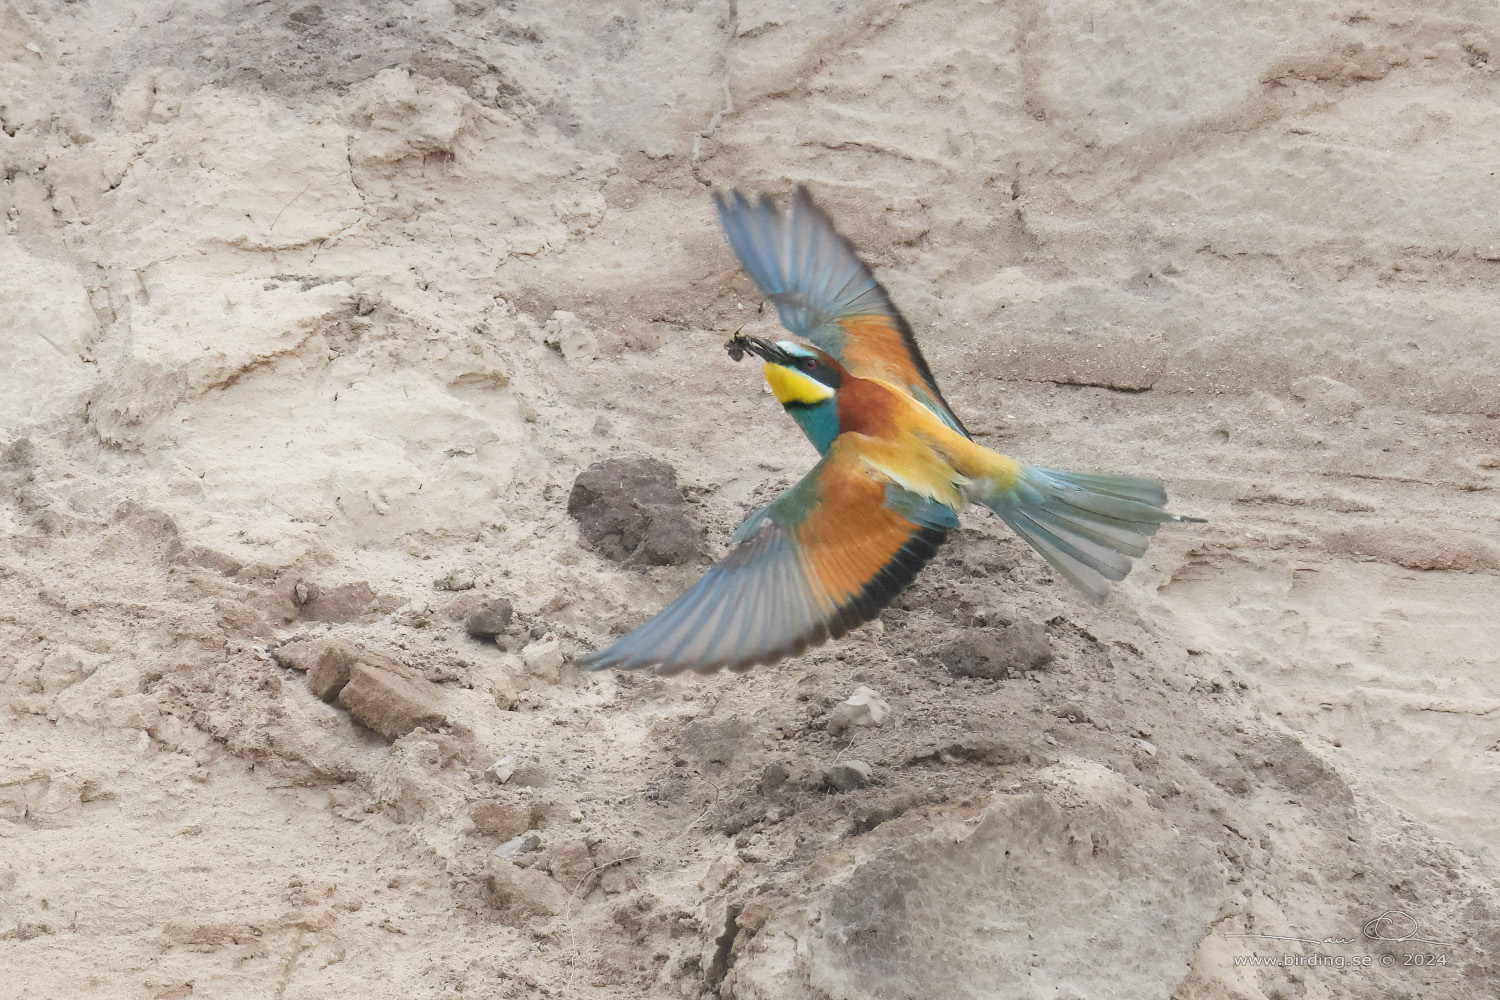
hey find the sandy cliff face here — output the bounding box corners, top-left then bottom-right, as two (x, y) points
(2, 1), (1498, 997)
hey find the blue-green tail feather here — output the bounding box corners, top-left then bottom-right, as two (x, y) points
(981, 468), (1203, 602)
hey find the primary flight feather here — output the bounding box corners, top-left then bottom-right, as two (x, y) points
(576, 188), (1201, 674)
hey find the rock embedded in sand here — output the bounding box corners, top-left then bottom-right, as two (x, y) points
(298, 581), (380, 624)
(469, 797), (533, 840)
(270, 638), (327, 673)
(567, 458), (702, 566)
(487, 754), (516, 783)
(822, 760), (874, 792)
(271, 636), (358, 701)
(827, 685), (891, 736)
(465, 598), (514, 638)
(542, 310), (599, 361)
(483, 856), (568, 918)
(337, 662), (446, 741)
(521, 636), (565, 680)
(433, 568), (476, 592)
(937, 624), (1054, 679)
(491, 831), (542, 859)
(305, 642), (358, 703)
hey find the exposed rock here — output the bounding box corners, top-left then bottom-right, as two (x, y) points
(567, 458), (701, 566)
(506, 762), (552, 788)
(546, 837), (595, 892)
(270, 638), (358, 701)
(937, 624), (1053, 679)
(821, 760), (873, 792)
(337, 662), (446, 741)
(542, 309), (599, 361)
(469, 797), (534, 840)
(491, 831), (542, 858)
(270, 638), (323, 672)
(759, 763), (790, 795)
(465, 597), (513, 637)
(433, 568), (476, 592)
(307, 643), (357, 702)
(1290, 374), (1365, 420)
(486, 754), (516, 783)
(827, 685), (892, 736)
(521, 636), (564, 680)
(483, 856), (568, 918)
(299, 581), (380, 623)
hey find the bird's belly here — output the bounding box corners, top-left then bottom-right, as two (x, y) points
(854, 437), (970, 510)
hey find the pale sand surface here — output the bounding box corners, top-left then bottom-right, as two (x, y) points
(2, 1), (1498, 997)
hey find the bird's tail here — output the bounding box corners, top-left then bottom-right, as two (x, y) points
(978, 467), (1202, 603)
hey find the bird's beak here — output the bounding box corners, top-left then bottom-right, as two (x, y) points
(725, 334), (794, 366)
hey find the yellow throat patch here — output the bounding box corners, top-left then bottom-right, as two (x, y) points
(762, 362), (835, 406)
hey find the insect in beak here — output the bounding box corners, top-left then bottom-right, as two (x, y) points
(724, 328), (753, 362)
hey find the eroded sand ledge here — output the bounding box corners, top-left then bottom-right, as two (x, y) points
(2, 2), (1498, 997)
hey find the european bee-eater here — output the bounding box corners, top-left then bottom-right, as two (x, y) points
(576, 188), (1200, 674)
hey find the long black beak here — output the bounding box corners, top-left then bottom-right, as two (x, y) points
(724, 334), (794, 366)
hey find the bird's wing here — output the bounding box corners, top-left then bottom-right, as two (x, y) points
(714, 186), (969, 436)
(576, 437), (956, 674)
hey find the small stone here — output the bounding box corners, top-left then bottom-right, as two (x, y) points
(434, 568), (477, 592)
(542, 309), (599, 361)
(1136, 739), (1158, 757)
(483, 856), (567, 917)
(470, 798), (532, 839)
(937, 624), (1053, 679)
(567, 458), (702, 566)
(547, 838), (594, 890)
(826, 685), (891, 736)
(465, 598), (513, 637)
(488, 754), (516, 783)
(491, 831), (542, 858)
(300, 581), (379, 623)
(305, 640), (358, 703)
(1289, 374), (1365, 420)
(337, 662), (446, 741)
(507, 762), (552, 787)
(759, 763), (790, 794)
(271, 639), (322, 672)
(821, 760), (873, 792)
(272, 638), (360, 702)
(522, 636), (564, 678)
(700, 853), (743, 892)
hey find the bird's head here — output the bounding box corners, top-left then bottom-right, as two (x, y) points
(726, 335), (843, 409)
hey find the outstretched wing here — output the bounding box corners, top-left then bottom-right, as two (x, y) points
(576, 438), (956, 674)
(714, 186), (968, 436)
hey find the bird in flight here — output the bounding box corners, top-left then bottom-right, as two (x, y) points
(576, 187), (1200, 674)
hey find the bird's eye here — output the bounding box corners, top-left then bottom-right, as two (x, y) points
(799, 357), (819, 372)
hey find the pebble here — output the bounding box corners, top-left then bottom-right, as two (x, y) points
(522, 636), (564, 677)
(937, 624), (1053, 679)
(338, 662), (446, 741)
(821, 759), (873, 792)
(826, 685), (891, 736)
(434, 568), (477, 592)
(487, 755), (516, 783)
(566, 458), (702, 566)
(484, 856), (567, 916)
(491, 831), (542, 858)
(465, 598), (513, 637)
